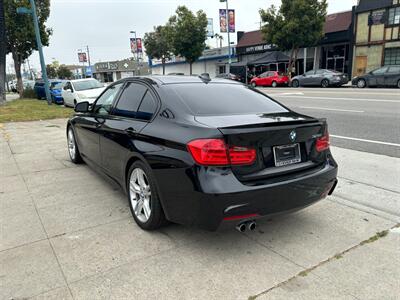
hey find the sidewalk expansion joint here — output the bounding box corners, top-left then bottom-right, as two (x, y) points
(338, 176), (400, 195)
(247, 224), (399, 300)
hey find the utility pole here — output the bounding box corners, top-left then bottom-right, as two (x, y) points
(17, 0), (51, 104)
(130, 31), (140, 76)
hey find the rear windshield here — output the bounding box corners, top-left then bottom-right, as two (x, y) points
(170, 83), (288, 116)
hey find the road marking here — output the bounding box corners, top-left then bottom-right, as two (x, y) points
(267, 92), (304, 96)
(331, 135), (400, 147)
(299, 106), (364, 113)
(274, 95), (400, 103)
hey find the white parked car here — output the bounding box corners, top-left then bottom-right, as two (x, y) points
(62, 78), (105, 107)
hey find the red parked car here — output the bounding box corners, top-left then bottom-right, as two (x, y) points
(250, 71), (289, 87)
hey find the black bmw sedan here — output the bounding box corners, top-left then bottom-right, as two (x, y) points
(66, 75), (338, 231)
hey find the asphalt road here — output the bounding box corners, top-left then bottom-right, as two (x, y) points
(258, 87), (400, 158)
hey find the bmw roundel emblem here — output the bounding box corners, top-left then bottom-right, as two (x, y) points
(289, 130), (296, 142)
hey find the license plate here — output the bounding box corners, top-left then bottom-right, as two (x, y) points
(273, 143), (301, 167)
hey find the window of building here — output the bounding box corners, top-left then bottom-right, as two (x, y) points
(219, 65), (226, 74)
(384, 48), (400, 65)
(388, 7), (400, 25)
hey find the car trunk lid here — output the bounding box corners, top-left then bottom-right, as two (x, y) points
(195, 112), (328, 184)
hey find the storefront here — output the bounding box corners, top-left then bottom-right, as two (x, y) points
(93, 59), (150, 83)
(353, 0), (400, 76)
(150, 46), (236, 77)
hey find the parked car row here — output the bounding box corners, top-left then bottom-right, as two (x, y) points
(227, 65), (400, 88)
(33, 78), (106, 106)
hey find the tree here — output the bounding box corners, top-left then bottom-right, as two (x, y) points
(46, 64), (57, 78)
(4, 0), (52, 98)
(260, 0), (327, 78)
(0, 0), (6, 104)
(213, 33), (223, 48)
(143, 25), (173, 75)
(168, 6), (208, 75)
(57, 65), (72, 79)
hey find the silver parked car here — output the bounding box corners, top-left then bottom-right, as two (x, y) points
(291, 69), (349, 88)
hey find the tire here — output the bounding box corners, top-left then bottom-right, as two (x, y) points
(73, 99), (77, 107)
(251, 82), (257, 88)
(292, 80), (299, 88)
(357, 79), (366, 88)
(321, 79), (329, 88)
(397, 80), (400, 89)
(127, 161), (167, 230)
(272, 81), (277, 88)
(67, 127), (83, 164)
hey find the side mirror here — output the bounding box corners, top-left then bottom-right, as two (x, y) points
(74, 101), (89, 113)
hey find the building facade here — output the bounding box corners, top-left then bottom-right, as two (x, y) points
(235, 10), (354, 77)
(150, 47), (236, 77)
(353, 0), (400, 76)
(93, 59), (150, 83)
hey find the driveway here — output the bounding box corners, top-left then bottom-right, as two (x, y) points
(0, 119), (399, 299)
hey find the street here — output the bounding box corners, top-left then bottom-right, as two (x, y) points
(259, 87), (400, 158)
(1, 90), (399, 298)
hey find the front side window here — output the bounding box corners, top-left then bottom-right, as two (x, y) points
(371, 67), (388, 75)
(93, 83), (123, 115)
(388, 7), (400, 25)
(114, 82), (147, 118)
(384, 47), (400, 65)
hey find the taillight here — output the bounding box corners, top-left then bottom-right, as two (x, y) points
(316, 132), (330, 152)
(187, 139), (256, 166)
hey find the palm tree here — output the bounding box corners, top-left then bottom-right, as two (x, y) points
(213, 33), (224, 48)
(0, 0), (6, 104)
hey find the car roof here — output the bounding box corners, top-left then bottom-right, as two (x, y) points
(119, 75), (242, 85)
(70, 78), (98, 82)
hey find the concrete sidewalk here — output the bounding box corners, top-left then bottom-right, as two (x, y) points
(0, 119), (399, 300)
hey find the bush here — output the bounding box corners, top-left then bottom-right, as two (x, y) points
(24, 87), (37, 99)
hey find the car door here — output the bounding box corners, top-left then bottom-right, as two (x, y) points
(301, 70), (316, 86)
(99, 81), (158, 181)
(74, 83), (124, 167)
(368, 67), (388, 86)
(264, 72), (275, 86)
(384, 66), (400, 87)
(62, 82), (74, 106)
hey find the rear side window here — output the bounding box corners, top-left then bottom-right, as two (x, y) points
(137, 91), (157, 120)
(114, 82), (147, 118)
(387, 66), (400, 73)
(170, 84), (288, 116)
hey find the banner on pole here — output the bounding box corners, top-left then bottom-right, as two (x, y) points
(219, 9), (235, 33)
(130, 38), (143, 53)
(207, 18), (214, 37)
(78, 52), (87, 63)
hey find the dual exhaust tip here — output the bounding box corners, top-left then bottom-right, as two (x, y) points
(236, 221), (256, 233)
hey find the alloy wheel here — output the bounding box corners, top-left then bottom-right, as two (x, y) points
(321, 79), (329, 88)
(251, 82), (256, 88)
(272, 81), (277, 88)
(292, 80), (299, 88)
(397, 80), (400, 89)
(67, 129), (76, 160)
(357, 79), (366, 88)
(129, 168), (152, 223)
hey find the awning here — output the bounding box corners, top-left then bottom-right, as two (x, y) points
(230, 61), (247, 67)
(248, 51), (290, 66)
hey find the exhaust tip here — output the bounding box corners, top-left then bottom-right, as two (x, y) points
(236, 223), (246, 233)
(248, 221), (256, 231)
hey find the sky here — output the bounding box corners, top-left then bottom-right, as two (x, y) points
(7, 0), (358, 72)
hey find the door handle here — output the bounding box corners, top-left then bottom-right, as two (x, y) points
(125, 127), (136, 135)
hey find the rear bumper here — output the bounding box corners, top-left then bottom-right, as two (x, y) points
(154, 157), (338, 231)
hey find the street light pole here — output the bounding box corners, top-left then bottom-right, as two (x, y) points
(29, 0), (51, 104)
(86, 45), (92, 77)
